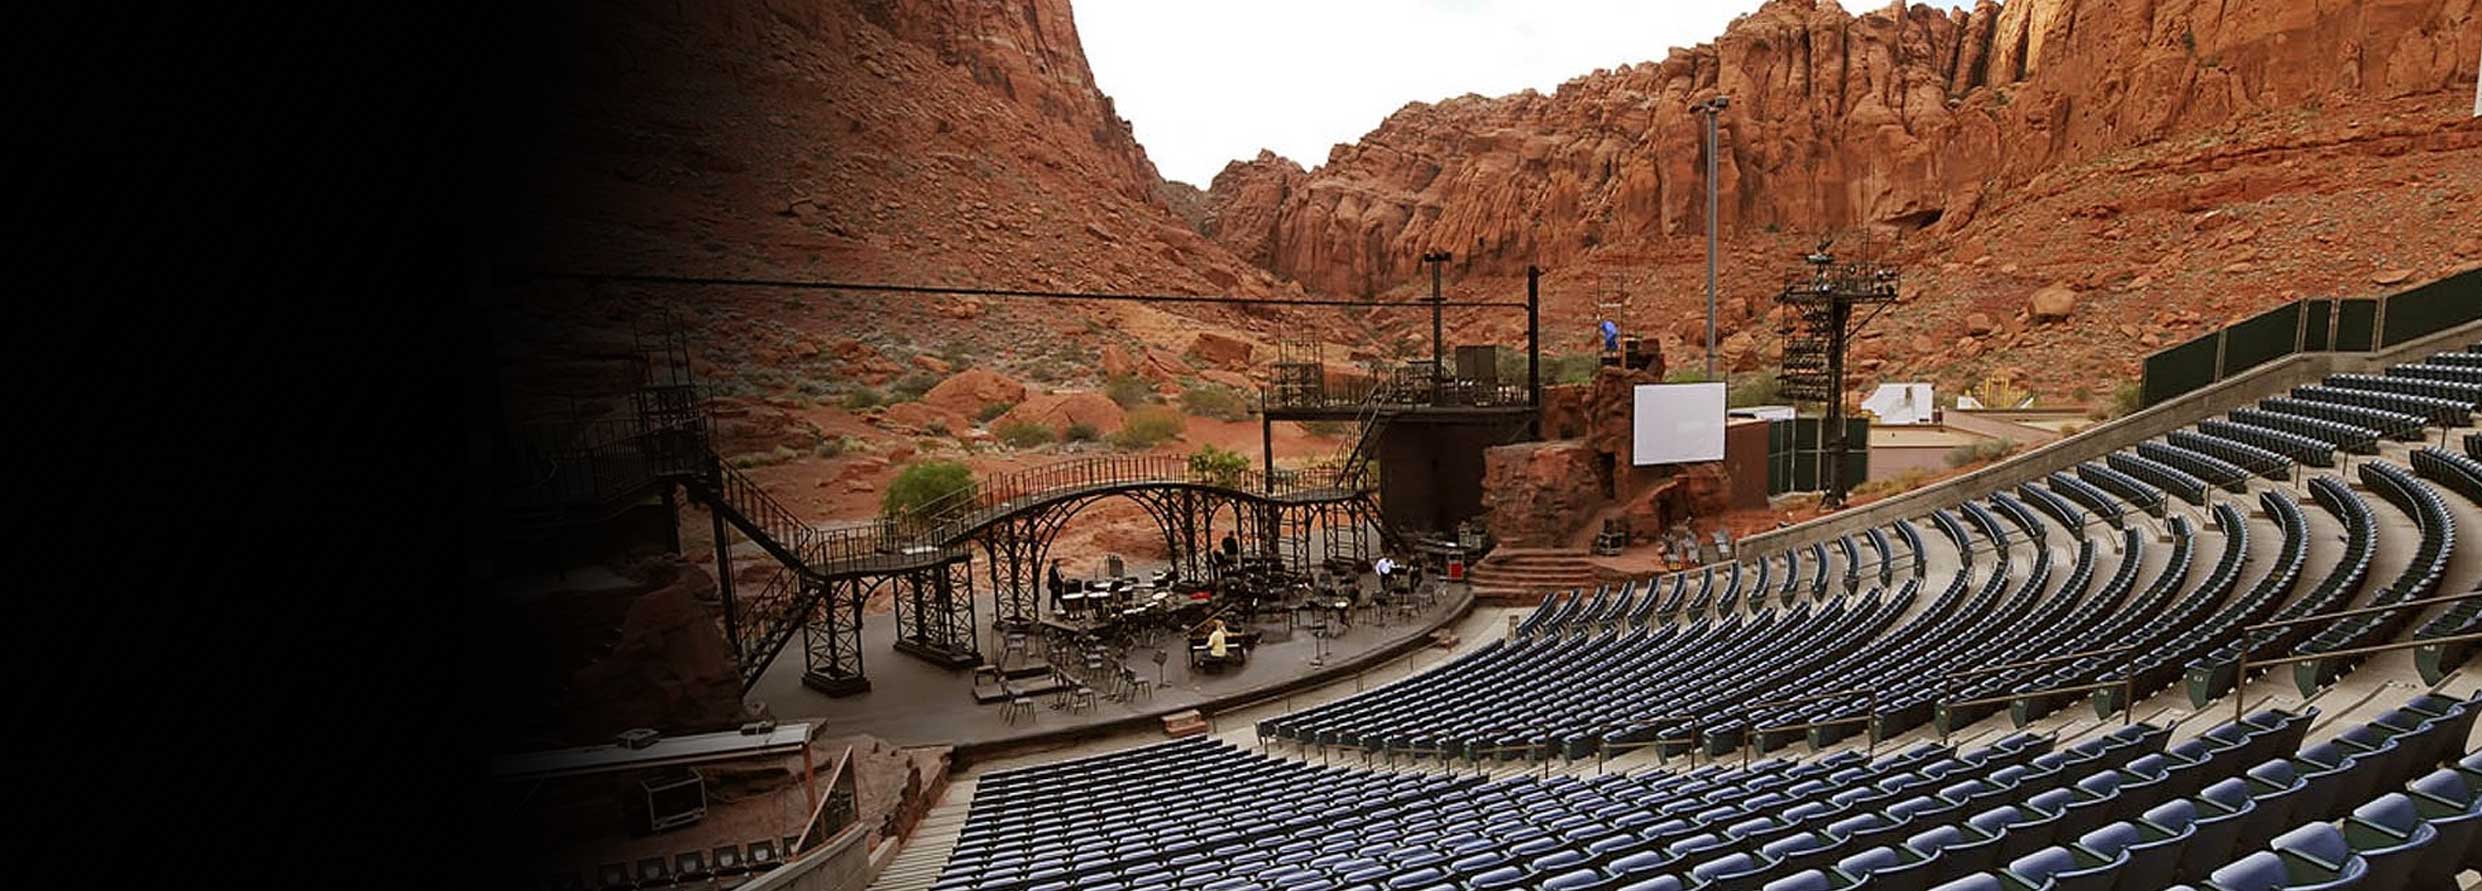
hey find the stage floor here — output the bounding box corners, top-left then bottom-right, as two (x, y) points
(749, 586), (1477, 751)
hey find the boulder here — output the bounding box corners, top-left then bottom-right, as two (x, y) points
(1964, 313), (1998, 337)
(876, 401), (968, 435)
(1196, 369), (1255, 391)
(998, 391), (1127, 433)
(1185, 331), (1254, 369)
(2028, 283), (2077, 322)
(920, 368), (1026, 418)
(1478, 440), (1603, 547)
(566, 561), (748, 739)
(1100, 344), (1136, 377)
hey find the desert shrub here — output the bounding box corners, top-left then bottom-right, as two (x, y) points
(1300, 419), (1355, 438)
(1104, 373), (1152, 408)
(975, 401), (1015, 424)
(883, 459), (974, 518)
(1728, 374), (1781, 408)
(1188, 444), (1252, 486)
(923, 420), (951, 438)
(1547, 353), (1602, 384)
(1493, 350), (1602, 386)
(889, 372), (939, 402)
(728, 445), (803, 468)
(840, 388), (885, 410)
(813, 435), (855, 459)
(937, 340), (974, 369)
(994, 419), (1055, 449)
(1179, 383), (1253, 421)
(1063, 422), (1099, 443)
(1945, 437), (2021, 468)
(1111, 406), (1186, 449)
(2109, 381), (2144, 418)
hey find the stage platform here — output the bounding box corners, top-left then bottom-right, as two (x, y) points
(749, 586), (1477, 758)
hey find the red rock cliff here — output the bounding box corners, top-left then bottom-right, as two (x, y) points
(1205, 0), (2481, 296)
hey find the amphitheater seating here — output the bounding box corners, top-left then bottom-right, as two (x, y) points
(935, 693), (2478, 891)
(2289, 462), (2454, 695)
(2184, 477), (2375, 706)
(2258, 397), (2428, 442)
(2297, 382), (2473, 428)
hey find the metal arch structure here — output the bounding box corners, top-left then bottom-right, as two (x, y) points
(949, 474), (1383, 632)
(516, 325), (1391, 696)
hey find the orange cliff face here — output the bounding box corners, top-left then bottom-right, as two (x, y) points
(1200, 0), (2482, 298)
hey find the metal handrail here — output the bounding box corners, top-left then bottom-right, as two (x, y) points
(1740, 688), (1880, 766)
(2233, 630), (2482, 723)
(2239, 590), (2482, 634)
(1936, 645), (2141, 682)
(1935, 676), (2136, 745)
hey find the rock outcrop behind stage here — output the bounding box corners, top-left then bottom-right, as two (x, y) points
(1202, 0), (2482, 297)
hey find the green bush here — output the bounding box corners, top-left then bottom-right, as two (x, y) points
(1179, 383), (1254, 421)
(1727, 375), (1781, 408)
(1063, 422), (1100, 442)
(726, 445), (803, 468)
(1104, 373), (1152, 408)
(2109, 381), (2144, 419)
(994, 419), (1055, 449)
(1188, 444), (1252, 486)
(883, 459), (974, 519)
(975, 401), (1016, 424)
(1496, 350), (1603, 386)
(1112, 407), (1186, 449)
(889, 372), (939, 402)
(840, 388), (885, 410)
(813, 435), (854, 459)
(1944, 438), (2021, 468)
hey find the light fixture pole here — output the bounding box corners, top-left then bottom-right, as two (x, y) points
(1422, 250), (1451, 402)
(1694, 95), (1731, 378)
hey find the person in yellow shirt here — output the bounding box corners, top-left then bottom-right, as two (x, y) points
(1205, 618), (1229, 660)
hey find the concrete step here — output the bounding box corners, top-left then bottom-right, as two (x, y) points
(867, 776), (979, 891)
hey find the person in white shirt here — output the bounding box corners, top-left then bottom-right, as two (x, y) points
(1373, 555), (1396, 585)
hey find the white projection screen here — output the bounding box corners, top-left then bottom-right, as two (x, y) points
(1632, 382), (1727, 465)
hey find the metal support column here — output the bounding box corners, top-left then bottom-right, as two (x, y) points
(800, 576), (868, 696)
(711, 502), (739, 662)
(1424, 250), (1451, 403)
(1527, 265), (1542, 439)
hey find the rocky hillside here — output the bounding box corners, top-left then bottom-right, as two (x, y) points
(1204, 0), (2479, 296)
(504, 0), (1314, 417)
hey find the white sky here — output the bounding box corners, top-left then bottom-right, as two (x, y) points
(1077, 0), (1971, 185)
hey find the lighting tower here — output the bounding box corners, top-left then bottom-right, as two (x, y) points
(1774, 241), (1900, 509)
(1693, 95), (1731, 377)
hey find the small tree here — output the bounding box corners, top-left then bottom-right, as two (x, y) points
(1062, 422), (1100, 442)
(975, 401), (1015, 424)
(883, 459), (975, 519)
(1188, 444), (1252, 486)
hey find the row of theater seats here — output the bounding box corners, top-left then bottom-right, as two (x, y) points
(1264, 342), (2482, 766)
(933, 692), (2480, 891)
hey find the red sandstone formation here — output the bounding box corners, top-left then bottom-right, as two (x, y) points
(1203, 0), (2481, 297)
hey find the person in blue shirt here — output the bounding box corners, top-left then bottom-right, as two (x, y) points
(1598, 318), (1620, 353)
